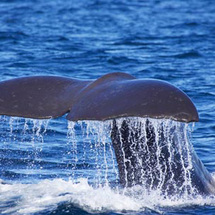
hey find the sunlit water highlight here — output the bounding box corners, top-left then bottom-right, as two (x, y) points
(0, 116), (215, 214)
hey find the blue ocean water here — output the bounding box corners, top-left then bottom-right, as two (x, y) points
(0, 0), (215, 214)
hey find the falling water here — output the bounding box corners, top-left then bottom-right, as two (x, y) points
(0, 115), (204, 199)
(110, 117), (198, 198)
(2, 115), (215, 214)
(67, 120), (118, 186)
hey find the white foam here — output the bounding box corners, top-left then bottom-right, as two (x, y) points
(0, 179), (142, 214)
(1, 178), (215, 215)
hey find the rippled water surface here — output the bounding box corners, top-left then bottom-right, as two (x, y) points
(0, 0), (215, 214)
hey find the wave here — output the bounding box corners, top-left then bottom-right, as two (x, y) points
(173, 50), (202, 59)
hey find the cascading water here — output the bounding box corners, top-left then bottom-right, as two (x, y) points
(111, 118), (197, 197)
(1, 116), (206, 194)
(67, 120), (118, 186)
(1, 116), (215, 214)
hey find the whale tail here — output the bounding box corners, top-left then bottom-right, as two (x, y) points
(0, 76), (90, 119)
(0, 72), (198, 122)
(3, 73), (215, 196)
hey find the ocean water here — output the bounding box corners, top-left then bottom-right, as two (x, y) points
(0, 0), (215, 214)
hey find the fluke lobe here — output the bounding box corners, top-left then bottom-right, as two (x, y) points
(0, 72), (198, 122)
(0, 72), (214, 196)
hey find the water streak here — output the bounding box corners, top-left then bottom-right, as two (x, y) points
(0, 115), (212, 215)
(111, 117), (199, 197)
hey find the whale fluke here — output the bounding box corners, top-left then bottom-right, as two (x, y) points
(2, 72), (215, 196)
(0, 72), (199, 122)
(67, 73), (199, 122)
(0, 76), (90, 119)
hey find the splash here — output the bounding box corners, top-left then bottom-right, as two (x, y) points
(1, 178), (215, 215)
(0, 116), (202, 191)
(0, 178), (143, 214)
(0, 116), (215, 214)
(111, 117), (198, 197)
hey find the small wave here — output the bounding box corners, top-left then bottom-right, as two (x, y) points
(174, 50), (202, 59)
(0, 31), (29, 41)
(111, 38), (162, 47)
(107, 56), (139, 65)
